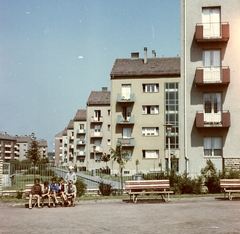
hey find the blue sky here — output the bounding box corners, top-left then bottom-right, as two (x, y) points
(0, 0), (180, 151)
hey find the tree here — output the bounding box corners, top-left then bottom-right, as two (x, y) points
(25, 133), (41, 178)
(109, 141), (129, 194)
(101, 153), (110, 167)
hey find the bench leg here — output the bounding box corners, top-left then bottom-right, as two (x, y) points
(229, 192), (233, 201)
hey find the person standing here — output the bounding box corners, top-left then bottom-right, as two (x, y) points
(65, 166), (77, 184)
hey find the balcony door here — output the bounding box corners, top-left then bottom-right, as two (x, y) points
(122, 106), (131, 121)
(203, 50), (221, 82)
(121, 84), (131, 100)
(204, 93), (222, 123)
(202, 8), (220, 38)
(123, 128), (131, 139)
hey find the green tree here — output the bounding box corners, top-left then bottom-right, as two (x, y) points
(109, 141), (129, 194)
(25, 133), (41, 178)
(101, 153), (110, 167)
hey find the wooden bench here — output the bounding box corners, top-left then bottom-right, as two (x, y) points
(125, 180), (174, 203)
(220, 179), (240, 200)
(25, 184), (63, 207)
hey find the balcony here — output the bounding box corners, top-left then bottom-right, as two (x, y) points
(117, 138), (135, 147)
(91, 131), (103, 138)
(91, 117), (103, 122)
(117, 94), (135, 103)
(195, 22), (229, 42)
(196, 111), (230, 128)
(76, 151), (86, 156)
(117, 115), (135, 124)
(91, 146), (103, 153)
(195, 67), (230, 85)
(76, 129), (86, 134)
(76, 140), (86, 145)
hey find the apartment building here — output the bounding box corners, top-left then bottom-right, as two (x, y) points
(54, 130), (64, 166)
(181, 0), (240, 176)
(110, 48), (180, 175)
(86, 88), (111, 171)
(0, 132), (17, 161)
(73, 109), (87, 167)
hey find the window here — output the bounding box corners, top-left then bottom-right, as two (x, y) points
(94, 110), (101, 120)
(121, 84), (131, 100)
(142, 127), (159, 136)
(107, 139), (111, 146)
(142, 106), (159, 114)
(204, 93), (222, 123)
(142, 84), (159, 93)
(202, 7), (220, 38)
(107, 110), (111, 115)
(94, 125), (101, 132)
(107, 125), (111, 131)
(165, 83), (179, 149)
(142, 150), (159, 159)
(79, 124), (84, 130)
(204, 137), (222, 157)
(203, 50), (221, 82)
(123, 128), (131, 139)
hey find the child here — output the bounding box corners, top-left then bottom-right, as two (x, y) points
(49, 177), (59, 207)
(58, 177), (67, 206)
(29, 178), (42, 209)
(41, 181), (50, 208)
(65, 180), (77, 207)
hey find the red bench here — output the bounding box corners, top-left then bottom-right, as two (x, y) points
(220, 179), (240, 200)
(125, 180), (173, 203)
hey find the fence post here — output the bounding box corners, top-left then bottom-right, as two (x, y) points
(0, 160), (3, 196)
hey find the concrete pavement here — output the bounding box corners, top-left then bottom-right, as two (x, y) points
(0, 197), (240, 234)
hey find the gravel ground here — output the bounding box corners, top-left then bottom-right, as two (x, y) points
(0, 197), (240, 234)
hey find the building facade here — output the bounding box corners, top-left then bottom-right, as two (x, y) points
(86, 88), (111, 171)
(181, 0), (240, 176)
(110, 48), (180, 175)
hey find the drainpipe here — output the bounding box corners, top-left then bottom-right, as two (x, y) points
(184, 0), (189, 174)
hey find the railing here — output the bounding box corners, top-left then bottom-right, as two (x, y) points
(195, 66), (230, 85)
(117, 115), (135, 124)
(196, 110), (230, 128)
(117, 138), (135, 147)
(117, 93), (135, 102)
(195, 22), (229, 42)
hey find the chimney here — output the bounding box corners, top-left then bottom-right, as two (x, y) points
(152, 50), (156, 58)
(131, 52), (139, 59)
(102, 87), (108, 91)
(144, 47), (147, 64)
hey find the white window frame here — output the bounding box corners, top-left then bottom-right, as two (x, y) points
(143, 150), (159, 159)
(142, 127), (159, 136)
(204, 137), (222, 157)
(142, 105), (159, 115)
(143, 84), (159, 93)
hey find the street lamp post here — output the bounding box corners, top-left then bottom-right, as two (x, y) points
(164, 124), (173, 173)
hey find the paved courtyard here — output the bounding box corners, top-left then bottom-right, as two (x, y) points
(0, 197), (240, 234)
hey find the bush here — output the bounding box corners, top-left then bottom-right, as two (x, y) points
(99, 180), (112, 196)
(75, 178), (87, 197)
(201, 159), (221, 193)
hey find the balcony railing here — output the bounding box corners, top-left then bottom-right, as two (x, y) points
(196, 110), (230, 128)
(91, 146), (103, 153)
(76, 140), (86, 145)
(117, 94), (135, 103)
(117, 115), (135, 124)
(90, 131), (103, 138)
(117, 138), (135, 147)
(91, 117), (103, 122)
(195, 67), (230, 85)
(195, 22), (229, 42)
(76, 129), (86, 134)
(75, 151), (86, 156)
